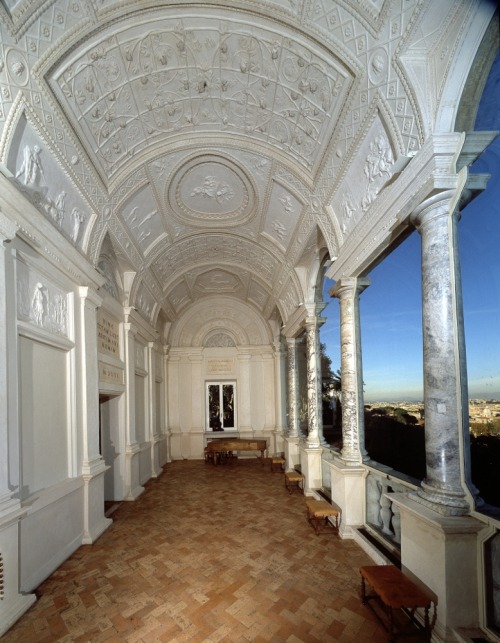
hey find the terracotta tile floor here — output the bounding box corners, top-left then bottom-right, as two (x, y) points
(4, 459), (390, 642)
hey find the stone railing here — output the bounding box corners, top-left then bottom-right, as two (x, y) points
(364, 465), (419, 553)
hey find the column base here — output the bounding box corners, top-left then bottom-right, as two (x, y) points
(411, 479), (470, 517)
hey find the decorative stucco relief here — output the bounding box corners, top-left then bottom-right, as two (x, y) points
(7, 112), (93, 247)
(150, 234), (281, 288)
(17, 260), (70, 338)
(48, 12), (353, 180)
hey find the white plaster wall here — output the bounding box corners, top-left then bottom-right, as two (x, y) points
(168, 346), (276, 459)
(19, 336), (69, 495)
(20, 480), (84, 591)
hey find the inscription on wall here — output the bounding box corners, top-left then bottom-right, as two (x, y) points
(207, 358), (234, 374)
(99, 362), (124, 386)
(97, 310), (120, 357)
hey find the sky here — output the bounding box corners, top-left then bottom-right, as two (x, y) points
(320, 52), (500, 404)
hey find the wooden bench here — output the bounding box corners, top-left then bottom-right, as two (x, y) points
(359, 565), (435, 642)
(305, 498), (340, 535)
(270, 456), (285, 472)
(284, 471), (304, 493)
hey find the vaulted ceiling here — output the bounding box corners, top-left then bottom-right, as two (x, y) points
(0, 0), (495, 328)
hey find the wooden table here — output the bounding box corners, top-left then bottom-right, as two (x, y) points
(360, 565), (434, 642)
(205, 438), (267, 465)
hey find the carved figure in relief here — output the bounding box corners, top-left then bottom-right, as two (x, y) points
(16, 144), (44, 186)
(364, 135), (393, 183)
(361, 135), (394, 211)
(341, 191), (356, 232)
(53, 294), (67, 333)
(32, 283), (45, 326)
(71, 208), (85, 242)
(190, 176), (235, 204)
(55, 191), (66, 226)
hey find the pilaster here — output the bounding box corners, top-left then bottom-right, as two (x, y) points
(0, 213), (37, 635)
(77, 286), (111, 543)
(123, 314), (144, 500)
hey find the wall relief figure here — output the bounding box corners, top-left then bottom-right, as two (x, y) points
(16, 144), (44, 187)
(31, 282), (46, 326)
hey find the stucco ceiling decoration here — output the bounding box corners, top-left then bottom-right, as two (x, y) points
(47, 10), (353, 184)
(169, 154), (255, 226)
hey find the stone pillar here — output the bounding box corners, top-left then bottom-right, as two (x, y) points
(163, 344), (172, 463)
(331, 278), (370, 465)
(78, 287), (112, 543)
(300, 305), (326, 491)
(272, 338), (286, 455)
(123, 317), (144, 500)
(410, 191), (473, 516)
(304, 304), (326, 448)
(238, 353), (252, 432)
(0, 214), (36, 635)
(285, 337), (301, 470)
(147, 342), (162, 478)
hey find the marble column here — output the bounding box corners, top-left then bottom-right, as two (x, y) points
(304, 305), (326, 448)
(272, 338), (287, 448)
(285, 337), (302, 470)
(0, 214), (36, 636)
(410, 191), (472, 516)
(331, 278), (370, 465)
(286, 337), (300, 438)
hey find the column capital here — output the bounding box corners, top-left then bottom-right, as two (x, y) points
(330, 277), (370, 299)
(410, 189), (458, 230)
(78, 285), (103, 309)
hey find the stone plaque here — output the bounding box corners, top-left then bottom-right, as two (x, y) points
(207, 358), (234, 374)
(97, 310), (120, 357)
(99, 362), (124, 386)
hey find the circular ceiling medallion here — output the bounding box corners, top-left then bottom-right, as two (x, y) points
(168, 154), (256, 226)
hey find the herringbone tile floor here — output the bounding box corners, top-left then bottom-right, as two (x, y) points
(4, 459), (389, 642)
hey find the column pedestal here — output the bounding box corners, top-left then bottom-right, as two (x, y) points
(82, 460), (112, 544)
(300, 445), (322, 492)
(0, 511), (37, 636)
(392, 493), (483, 641)
(284, 435), (301, 471)
(329, 459), (365, 538)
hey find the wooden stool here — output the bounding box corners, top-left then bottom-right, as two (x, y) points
(359, 565), (434, 642)
(285, 471), (304, 493)
(305, 498), (340, 535)
(270, 456), (285, 472)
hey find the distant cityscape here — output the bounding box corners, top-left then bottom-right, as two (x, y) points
(366, 399), (500, 431)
